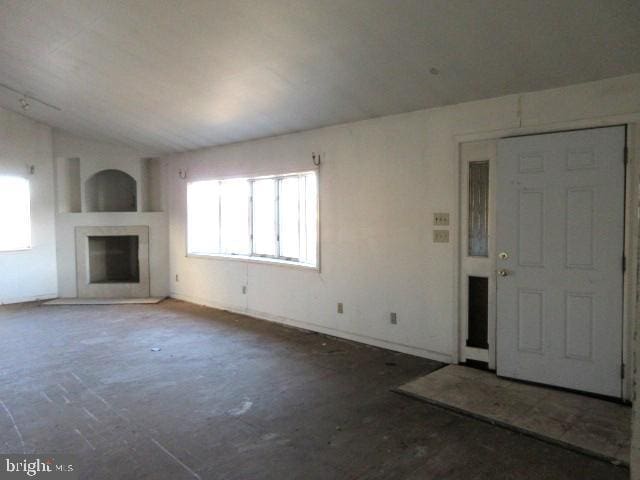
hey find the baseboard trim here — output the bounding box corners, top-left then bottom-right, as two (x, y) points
(0, 293), (58, 305)
(170, 292), (452, 363)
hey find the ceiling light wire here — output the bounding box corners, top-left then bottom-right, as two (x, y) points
(0, 81), (61, 111)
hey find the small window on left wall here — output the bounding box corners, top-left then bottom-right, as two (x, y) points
(0, 176), (31, 251)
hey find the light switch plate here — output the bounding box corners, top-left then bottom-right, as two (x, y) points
(433, 230), (449, 243)
(433, 213), (449, 226)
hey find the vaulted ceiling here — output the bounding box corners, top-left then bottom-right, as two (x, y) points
(1, 0), (639, 155)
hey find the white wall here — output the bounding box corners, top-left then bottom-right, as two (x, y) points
(0, 107), (58, 304)
(52, 131), (169, 298)
(165, 74), (640, 363)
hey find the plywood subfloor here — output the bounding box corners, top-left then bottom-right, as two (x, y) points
(42, 297), (165, 305)
(397, 365), (630, 466)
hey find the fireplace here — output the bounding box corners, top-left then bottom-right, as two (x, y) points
(76, 226), (150, 298)
(88, 236), (140, 283)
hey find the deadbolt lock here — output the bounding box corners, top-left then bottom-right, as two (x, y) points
(498, 252), (509, 260)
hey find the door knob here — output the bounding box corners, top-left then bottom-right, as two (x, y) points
(497, 269), (509, 277)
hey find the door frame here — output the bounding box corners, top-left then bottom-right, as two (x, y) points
(455, 120), (638, 401)
(459, 140), (498, 369)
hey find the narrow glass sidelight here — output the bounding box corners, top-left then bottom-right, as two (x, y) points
(468, 161), (489, 257)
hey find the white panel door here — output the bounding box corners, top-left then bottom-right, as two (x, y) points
(496, 126), (625, 397)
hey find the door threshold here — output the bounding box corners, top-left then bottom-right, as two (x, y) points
(460, 359), (490, 371)
(496, 374), (627, 405)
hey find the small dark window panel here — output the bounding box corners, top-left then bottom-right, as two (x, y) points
(88, 235), (140, 284)
(467, 276), (489, 349)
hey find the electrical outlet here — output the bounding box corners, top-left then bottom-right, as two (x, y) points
(433, 230), (449, 243)
(337, 302), (343, 314)
(433, 213), (450, 226)
(242, 286), (247, 294)
(390, 312), (397, 324)
(175, 274), (179, 282)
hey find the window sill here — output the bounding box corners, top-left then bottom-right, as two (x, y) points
(186, 252), (319, 271)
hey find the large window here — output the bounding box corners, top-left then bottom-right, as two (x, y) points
(187, 171), (318, 267)
(0, 176), (31, 251)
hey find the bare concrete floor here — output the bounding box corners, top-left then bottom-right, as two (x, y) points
(0, 300), (628, 479)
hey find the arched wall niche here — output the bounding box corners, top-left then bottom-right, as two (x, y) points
(85, 169), (137, 212)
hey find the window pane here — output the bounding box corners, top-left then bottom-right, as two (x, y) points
(278, 176), (300, 259)
(252, 179), (276, 256)
(187, 180), (219, 254)
(467, 276), (489, 349)
(0, 176), (31, 251)
(468, 161), (489, 257)
(220, 179), (250, 255)
(300, 172), (318, 265)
